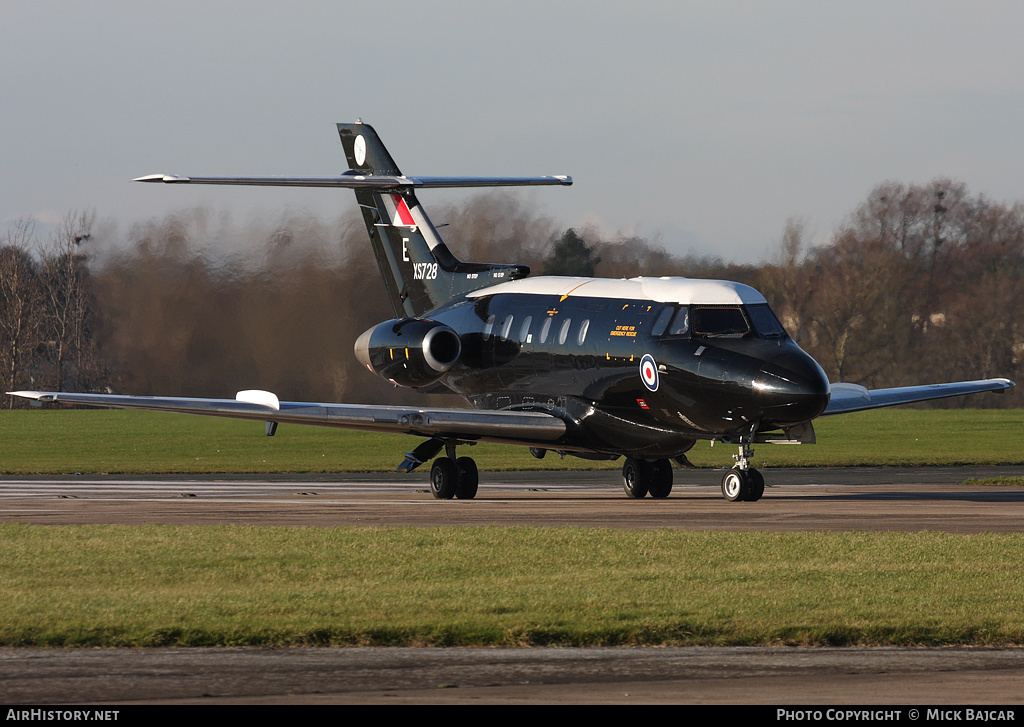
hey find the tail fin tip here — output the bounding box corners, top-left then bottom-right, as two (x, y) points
(337, 122), (401, 176)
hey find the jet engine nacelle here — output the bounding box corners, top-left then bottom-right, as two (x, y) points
(354, 318), (462, 388)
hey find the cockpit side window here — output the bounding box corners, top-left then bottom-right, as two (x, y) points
(651, 306), (674, 336)
(691, 306), (750, 337)
(668, 307), (689, 336)
(746, 303), (787, 339)
(652, 306), (690, 337)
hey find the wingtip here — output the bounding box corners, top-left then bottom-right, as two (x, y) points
(6, 391), (50, 401)
(133, 174), (190, 183)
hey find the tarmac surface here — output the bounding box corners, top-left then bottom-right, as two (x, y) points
(2, 465), (1024, 705)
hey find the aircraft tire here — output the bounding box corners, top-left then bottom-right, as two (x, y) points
(455, 456), (479, 500)
(430, 457), (459, 499)
(746, 469), (765, 502)
(721, 468), (750, 502)
(648, 459), (673, 498)
(622, 458), (651, 498)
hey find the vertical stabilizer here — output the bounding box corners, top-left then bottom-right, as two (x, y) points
(337, 122), (529, 317)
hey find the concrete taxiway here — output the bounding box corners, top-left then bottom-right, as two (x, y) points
(3, 646), (1024, 705)
(2, 466), (1024, 531)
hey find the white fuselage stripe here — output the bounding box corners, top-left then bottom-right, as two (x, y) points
(465, 276), (767, 306)
(410, 201), (441, 250)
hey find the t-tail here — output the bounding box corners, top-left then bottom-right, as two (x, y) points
(337, 122), (527, 317)
(135, 120), (572, 318)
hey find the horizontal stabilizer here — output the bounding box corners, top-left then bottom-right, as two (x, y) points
(134, 174), (571, 189)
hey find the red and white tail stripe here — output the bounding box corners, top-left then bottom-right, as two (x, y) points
(382, 193), (417, 228)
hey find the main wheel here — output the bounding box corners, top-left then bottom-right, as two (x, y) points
(648, 459), (673, 498)
(721, 468), (750, 502)
(622, 457), (652, 498)
(430, 457), (459, 499)
(455, 456), (479, 500)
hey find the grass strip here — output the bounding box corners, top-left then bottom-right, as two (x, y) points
(1, 408), (1022, 474)
(3, 524), (1024, 647)
(961, 477), (1024, 486)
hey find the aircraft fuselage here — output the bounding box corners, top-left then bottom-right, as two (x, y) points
(377, 275), (831, 459)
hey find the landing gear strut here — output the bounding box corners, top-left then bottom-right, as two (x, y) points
(720, 440), (764, 502)
(621, 457), (673, 499)
(429, 441), (478, 500)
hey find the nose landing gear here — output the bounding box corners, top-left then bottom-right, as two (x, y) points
(720, 441), (764, 502)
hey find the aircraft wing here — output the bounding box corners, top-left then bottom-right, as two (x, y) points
(6, 390), (567, 445)
(821, 378), (1014, 416)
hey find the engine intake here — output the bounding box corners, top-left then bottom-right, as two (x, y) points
(354, 318), (462, 387)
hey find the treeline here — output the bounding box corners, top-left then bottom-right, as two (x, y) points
(1, 211), (105, 405)
(757, 179), (1023, 402)
(2, 179), (1021, 409)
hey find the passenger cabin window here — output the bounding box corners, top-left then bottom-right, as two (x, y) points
(577, 319), (590, 345)
(746, 304), (786, 339)
(558, 318), (572, 345)
(482, 314), (496, 341)
(518, 316), (532, 343)
(691, 307), (750, 337)
(500, 315), (514, 341)
(539, 316), (552, 344)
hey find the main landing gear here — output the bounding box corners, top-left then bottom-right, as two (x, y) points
(720, 441), (764, 502)
(399, 437), (478, 500)
(429, 441), (479, 500)
(621, 457), (673, 499)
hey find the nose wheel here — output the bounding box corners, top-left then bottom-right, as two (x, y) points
(720, 441), (764, 502)
(720, 467), (764, 502)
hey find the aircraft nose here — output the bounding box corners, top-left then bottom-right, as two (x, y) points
(753, 350), (831, 424)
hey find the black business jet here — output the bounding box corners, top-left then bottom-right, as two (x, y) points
(9, 122), (1015, 501)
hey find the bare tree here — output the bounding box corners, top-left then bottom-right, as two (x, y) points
(39, 210), (101, 392)
(0, 219), (44, 405)
(755, 217), (810, 340)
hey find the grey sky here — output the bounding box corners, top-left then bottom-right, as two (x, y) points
(4, 1), (1024, 261)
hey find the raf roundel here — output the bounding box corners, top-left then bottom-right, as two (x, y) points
(639, 353), (659, 392)
(354, 135), (367, 166)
